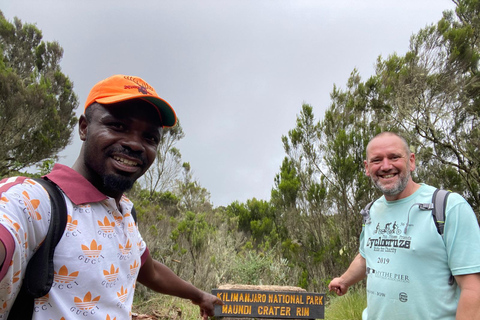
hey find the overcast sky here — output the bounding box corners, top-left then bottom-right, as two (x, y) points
(1, 0), (455, 207)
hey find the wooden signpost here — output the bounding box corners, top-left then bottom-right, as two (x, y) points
(212, 286), (324, 319)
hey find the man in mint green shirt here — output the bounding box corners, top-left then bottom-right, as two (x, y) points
(328, 132), (480, 319)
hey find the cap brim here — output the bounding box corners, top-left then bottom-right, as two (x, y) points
(95, 94), (177, 127)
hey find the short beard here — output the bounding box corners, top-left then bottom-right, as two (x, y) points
(372, 170), (410, 197)
(103, 174), (135, 194)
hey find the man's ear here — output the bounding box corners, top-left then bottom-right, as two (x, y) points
(78, 114), (88, 141)
(364, 160), (370, 176)
(409, 153), (416, 172)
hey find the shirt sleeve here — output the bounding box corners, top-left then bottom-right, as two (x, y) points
(0, 178), (51, 312)
(359, 227), (366, 258)
(444, 193), (480, 276)
(0, 224), (15, 280)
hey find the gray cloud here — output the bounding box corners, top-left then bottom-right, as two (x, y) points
(1, 0), (454, 206)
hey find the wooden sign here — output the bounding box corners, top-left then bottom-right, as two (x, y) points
(212, 289), (324, 319)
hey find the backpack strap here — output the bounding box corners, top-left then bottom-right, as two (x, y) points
(8, 178), (67, 319)
(431, 189), (451, 236)
(131, 206), (137, 223)
(360, 201), (374, 226)
(431, 189), (454, 286)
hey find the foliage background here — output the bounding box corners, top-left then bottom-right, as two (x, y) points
(131, 1), (480, 313)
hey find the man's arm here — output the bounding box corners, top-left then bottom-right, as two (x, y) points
(328, 253), (366, 296)
(455, 273), (480, 320)
(137, 252), (222, 319)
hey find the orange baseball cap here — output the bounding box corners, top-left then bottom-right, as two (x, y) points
(84, 74), (177, 127)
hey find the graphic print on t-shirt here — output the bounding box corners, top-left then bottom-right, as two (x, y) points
(366, 220), (412, 254)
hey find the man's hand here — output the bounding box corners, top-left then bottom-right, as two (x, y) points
(328, 253), (366, 296)
(328, 277), (349, 296)
(191, 291), (223, 320)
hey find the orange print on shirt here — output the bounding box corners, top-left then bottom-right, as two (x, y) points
(74, 292), (101, 310)
(98, 216), (115, 233)
(119, 240), (132, 255)
(0, 195), (8, 203)
(117, 286), (128, 304)
(106, 315), (117, 320)
(81, 240), (102, 258)
(2, 214), (22, 244)
(129, 260), (139, 277)
(113, 214), (123, 225)
(12, 270), (21, 284)
(22, 191), (41, 220)
(127, 222), (135, 233)
(54, 265), (79, 284)
(23, 232), (28, 249)
(35, 293), (49, 306)
(2, 214), (20, 232)
(103, 264), (119, 283)
(67, 215), (78, 232)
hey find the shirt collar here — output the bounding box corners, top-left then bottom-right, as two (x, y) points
(45, 163), (108, 205)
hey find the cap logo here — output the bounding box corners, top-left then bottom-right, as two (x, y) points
(123, 76), (154, 96)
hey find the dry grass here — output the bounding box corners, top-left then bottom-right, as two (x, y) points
(133, 295), (201, 319)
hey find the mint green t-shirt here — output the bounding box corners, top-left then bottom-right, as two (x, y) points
(359, 184), (480, 320)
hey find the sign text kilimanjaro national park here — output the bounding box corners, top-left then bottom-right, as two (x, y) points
(212, 289), (324, 319)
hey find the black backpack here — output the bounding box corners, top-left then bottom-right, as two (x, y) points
(7, 177), (137, 319)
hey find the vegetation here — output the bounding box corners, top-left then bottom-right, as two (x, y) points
(324, 288), (366, 320)
(132, 0), (480, 315)
(3, 0), (480, 318)
(0, 11), (78, 177)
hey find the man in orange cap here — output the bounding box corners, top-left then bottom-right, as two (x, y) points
(0, 75), (222, 319)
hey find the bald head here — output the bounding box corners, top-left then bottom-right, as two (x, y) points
(366, 132), (410, 159)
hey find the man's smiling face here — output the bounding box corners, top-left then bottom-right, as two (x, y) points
(78, 100), (162, 198)
(364, 133), (416, 200)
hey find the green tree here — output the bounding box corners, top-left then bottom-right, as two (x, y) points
(176, 162), (212, 212)
(141, 121), (185, 197)
(370, 0), (480, 215)
(170, 210), (214, 285)
(273, 83), (380, 290)
(226, 198), (281, 247)
(271, 157), (300, 209)
(0, 12), (78, 176)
